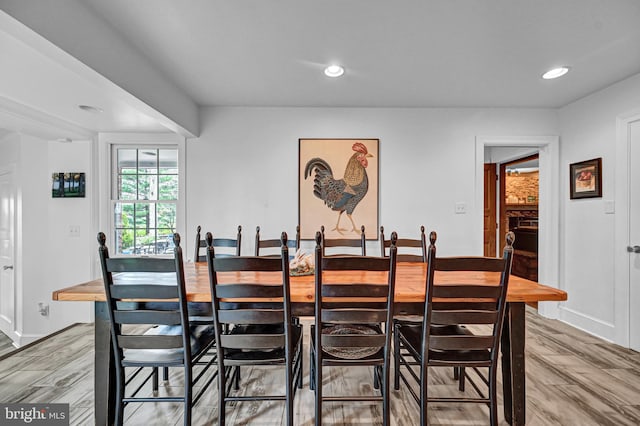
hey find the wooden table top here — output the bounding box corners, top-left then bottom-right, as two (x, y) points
(52, 262), (567, 304)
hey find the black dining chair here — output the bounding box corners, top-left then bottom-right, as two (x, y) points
(97, 232), (217, 426)
(310, 231), (398, 426)
(380, 225), (426, 262)
(206, 231), (303, 426)
(320, 224), (366, 256)
(393, 231), (515, 426)
(194, 225), (241, 261)
(255, 225), (300, 257)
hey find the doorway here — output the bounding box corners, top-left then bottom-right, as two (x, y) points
(476, 136), (560, 319)
(500, 154), (539, 282)
(0, 166), (16, 342)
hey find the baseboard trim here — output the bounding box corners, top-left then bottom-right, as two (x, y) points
(558, 306), (615, 343)
(0, 323), (81, 361)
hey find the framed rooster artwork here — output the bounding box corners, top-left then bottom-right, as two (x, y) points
(299, 138), (379, 240)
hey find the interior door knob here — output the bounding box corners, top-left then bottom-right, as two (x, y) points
(628, 246), (640, 253)
(2, 265), (13, 270)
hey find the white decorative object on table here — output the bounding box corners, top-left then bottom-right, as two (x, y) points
(289, 249), (314, 276)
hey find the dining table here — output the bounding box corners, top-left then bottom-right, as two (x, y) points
(52, 261), (567, 426)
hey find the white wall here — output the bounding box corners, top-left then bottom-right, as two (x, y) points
(187, 107), (559, 258)
(0, 133), (92, 345)
(558, 72), (640, 343)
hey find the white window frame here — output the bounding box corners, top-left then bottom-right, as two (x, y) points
(98, 133), (186, 256)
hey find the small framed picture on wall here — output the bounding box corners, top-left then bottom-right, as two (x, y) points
(569, 158), (602, 199)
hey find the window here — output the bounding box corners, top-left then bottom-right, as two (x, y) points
(112, 147), (179, 255)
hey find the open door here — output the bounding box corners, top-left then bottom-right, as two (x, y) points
(483, 163), (497, 257)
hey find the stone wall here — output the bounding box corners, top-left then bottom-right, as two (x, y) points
(505, 170), (539, 204)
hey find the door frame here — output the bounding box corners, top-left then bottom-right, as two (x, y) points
(0, 164), (17, 343)
(614, 110), (640, 348)
(476, 136), (559, 319)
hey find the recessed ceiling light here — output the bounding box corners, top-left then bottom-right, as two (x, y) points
(78, 104), (104, 113)
(324, 64), (345, 78)
(542, 67), (570, 80)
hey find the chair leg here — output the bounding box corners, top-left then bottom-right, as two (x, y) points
(152, 367), (159, 393)
(163, 367), (169, 381)
(297, 332), (304, 389)
(393, 325), (400, 390)
(419, 364), (429, 426)
(309, 342), (315, 391)
(184, 365), (192, 426)
(489, 366), (498, 426)
(373, 366), (380, 389)
(286, 355), (294, 426)
(382, 360), (390, 426)
(217, 366), (227, 426)
(296, 345), (303, 389)
(459, 367), (466, 392)
(115, 368), (125, 426)
(234, 365), (240, 390)
(453, 366), (459, 380)
(314, 344), (322, 426)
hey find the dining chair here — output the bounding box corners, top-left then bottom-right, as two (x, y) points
(310, 231), (397, 426)
(97, 232), (217, 426)
(393, 231), (515, 426)
(255, 225), (300, 256)
(379, 225), (426, 262)
(194, 225), (242, 261)
(206, 231), (303, 426)
(320, 224), (366, 256)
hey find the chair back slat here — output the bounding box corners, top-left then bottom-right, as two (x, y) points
(212, 256), (282, 272)
(321, 334), (386, 348)
(118, 334), (184, 350)
(321, 256), (390, 271)
(429, 335), (495, 351)
(431, 284), (502, 299)
(106, 257), (176, 273)
(321, 283), (388, 298)
(114, 310), (182, 325)
(430, 310), (499, 325)
(220, 334), (285, 350)
(255, 225), (300, 256)
(321, 225), (367, 256)
(218, 309), (284, 325)
(109, 284), (178, 299)
(195, 225), (242, 261)
(214, 283), (284, 298)
(321, 309), (387, 324)
(380, 226), (426, 262)
(434, 257), (506, 272)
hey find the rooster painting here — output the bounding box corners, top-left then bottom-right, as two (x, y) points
(304, 142), (373, 235)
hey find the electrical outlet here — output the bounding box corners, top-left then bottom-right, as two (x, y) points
(38, 302), (49, 317)
(68, 225), (80, 238)
(454, 202), (467, 214)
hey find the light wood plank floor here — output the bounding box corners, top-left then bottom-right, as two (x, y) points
(0, 330), (16, 358)
(0, 309), (639, 425)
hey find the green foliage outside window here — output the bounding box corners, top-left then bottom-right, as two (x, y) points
(114, 148), (178, 255)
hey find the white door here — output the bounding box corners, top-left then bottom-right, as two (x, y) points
(0, 168), (15, 339)
(630, 119), (640, 352)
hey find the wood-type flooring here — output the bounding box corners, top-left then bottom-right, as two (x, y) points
(0, 308), (638, 425)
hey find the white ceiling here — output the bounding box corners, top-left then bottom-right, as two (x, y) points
(83, 0), (640, 108)
(1, 0), (640, 136)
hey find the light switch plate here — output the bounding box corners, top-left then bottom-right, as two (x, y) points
(604, 200), (615, 214)
(455, 202), (467, 214)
